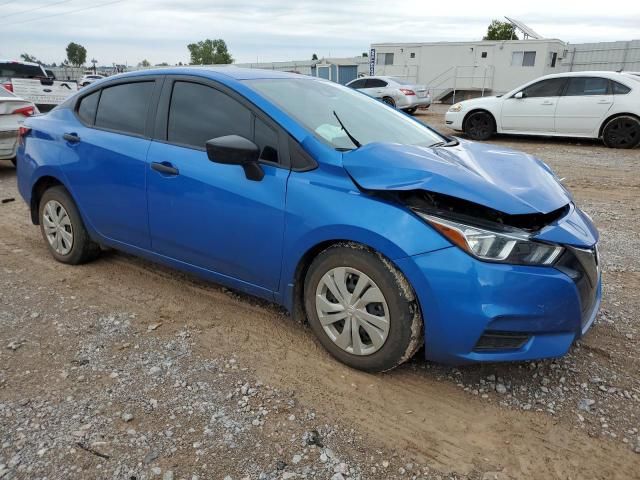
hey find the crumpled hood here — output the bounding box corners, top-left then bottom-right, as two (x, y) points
(342, 139), (572, 215)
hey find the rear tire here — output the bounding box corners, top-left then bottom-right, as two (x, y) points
(10, 158), (16, 167)
(382, 97), (396, 108)
(405, 107), (417, 115)
(38, 186), (100, 265)
(304, 244), (423, 372)
(464, 111), (496, 141)
(602, 115), (640, 149)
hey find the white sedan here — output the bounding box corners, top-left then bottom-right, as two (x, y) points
(0, 86), (37, 164)
(445, 71), (640, 149)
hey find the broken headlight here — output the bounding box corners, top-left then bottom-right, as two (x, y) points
(415, 212), (564, 266)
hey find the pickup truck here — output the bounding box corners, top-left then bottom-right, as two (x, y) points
(0, 60), (77, 112)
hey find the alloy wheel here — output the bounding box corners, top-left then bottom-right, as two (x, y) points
(605, 118), (639, 148)
(315, 266), (390, 356)
(42, 200), (74, 255)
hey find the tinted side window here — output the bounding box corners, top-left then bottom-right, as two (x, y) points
(348, 79), (366, 89)
(254, 117), (279, 163)
(77, 90), (100, 125)
(612, 81), (631, 94)
(168, 81), (252, 149)
(565, 77), (610, 96)
(366, 79), (387, 88)
(95, 82), (154, 136)
(522, 78), (566, 98)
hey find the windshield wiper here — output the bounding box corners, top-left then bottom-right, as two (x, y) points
(429, 138), (459, 148)
(333, 111), (361, 148)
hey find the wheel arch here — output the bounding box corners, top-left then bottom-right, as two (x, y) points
(598, 112), (640, 137)
(30, 175), (65, 225)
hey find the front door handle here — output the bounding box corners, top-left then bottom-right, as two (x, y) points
(541, 101), (554, 105)
(597, 100), (612, 104)
(63, 132), (80, 143)
(151, 162), (179, 176)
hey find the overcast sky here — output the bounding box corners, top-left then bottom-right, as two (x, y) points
(1, 0), (639, 66)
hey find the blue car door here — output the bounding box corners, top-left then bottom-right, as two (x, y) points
(146, 77), (289, 295)
(60, 78), (161, 248)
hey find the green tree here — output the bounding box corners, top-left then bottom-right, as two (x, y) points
(187, 39), (233, 65)
(155, 62), (170, 66)
(20, 53), (41, 64)
(311, 53), (318, 61)
(138, 59), (151, 67)
(483, 20), (518, 40)
(66, 42), (87, 67)
(361, 52), (368, 57)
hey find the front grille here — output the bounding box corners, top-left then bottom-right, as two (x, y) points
(474, 331), (530, 351)
(555, 245), (599, 325)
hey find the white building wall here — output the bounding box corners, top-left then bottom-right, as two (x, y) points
(371, 39), (566, 99)
(560, 40), (640, 72)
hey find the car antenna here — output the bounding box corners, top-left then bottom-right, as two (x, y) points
(333, 110), (361, 148)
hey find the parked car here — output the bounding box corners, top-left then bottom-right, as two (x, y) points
(1, 60), (77, 112)
(445, 71), (640, 148)
(79, 74), (105, 87)
(346, 76), (431, 114)
(0, 85), (37, 165)
(16, 68), (600, 371)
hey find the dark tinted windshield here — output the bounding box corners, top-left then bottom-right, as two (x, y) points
(246, 79), (443, 150)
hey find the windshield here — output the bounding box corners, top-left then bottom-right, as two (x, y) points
(246, 78), (444, 150)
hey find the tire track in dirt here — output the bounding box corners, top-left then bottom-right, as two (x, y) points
(0, 190), (638, 479)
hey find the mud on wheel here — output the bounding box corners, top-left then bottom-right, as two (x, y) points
(304, 244), (423, 372)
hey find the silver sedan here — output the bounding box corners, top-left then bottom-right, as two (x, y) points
(345, 76), (431, 114)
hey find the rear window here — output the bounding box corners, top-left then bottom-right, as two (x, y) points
(612, 81), (631, 94)
(0, 62), (46, 79)
(77, 90), (100, 125)
(95, 82), (154, 136)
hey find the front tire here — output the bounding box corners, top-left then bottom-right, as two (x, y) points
(39, 186), (100, 265)
(304, 244), (423, 372)
(464, 111), (496, 141)
(602, 116), (640, 149)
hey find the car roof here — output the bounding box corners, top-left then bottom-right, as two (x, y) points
(538, 71), (633, 80)
(0, 59), (42, 67)
(110, 66), (311, 82)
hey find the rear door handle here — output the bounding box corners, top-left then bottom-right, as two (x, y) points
(597, 100), (612, 104)
(63, 132), (80, 143)
(151, 161), (179, 176)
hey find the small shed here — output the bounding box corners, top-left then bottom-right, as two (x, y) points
(311, 58), (360, 85)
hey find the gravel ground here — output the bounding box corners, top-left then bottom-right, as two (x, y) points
(0, 106), (639, 480)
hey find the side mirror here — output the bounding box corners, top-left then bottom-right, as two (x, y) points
(513, 91), (524, 99)
(206, 135), (264, 181)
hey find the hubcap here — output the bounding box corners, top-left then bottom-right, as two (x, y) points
(315, 267), (390, 356)
(607, 119), (638, 146)
(43, 200), (73, 255)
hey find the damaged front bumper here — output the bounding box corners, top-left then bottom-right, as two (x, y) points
(395, 204), (601, 365)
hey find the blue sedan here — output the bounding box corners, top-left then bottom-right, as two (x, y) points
(15, 67), (601, 371)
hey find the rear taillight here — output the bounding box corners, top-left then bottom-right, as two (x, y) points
(1, 82), (13, 92)
(18, 126), (31, 146)
(399, 88), (416, 96)
(12, 106), (35, 116)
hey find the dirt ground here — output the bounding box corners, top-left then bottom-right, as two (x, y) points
(0, 105), (639, 480)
